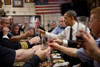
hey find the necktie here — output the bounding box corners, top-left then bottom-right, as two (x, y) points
(69, 27), (72, 40)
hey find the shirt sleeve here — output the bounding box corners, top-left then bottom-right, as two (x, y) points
(3, 35), (9, 39)
(1, 38), (31, 50)
(46, 31), (58, 40)
(62, 40), (68, 47)
(22, 55), (41, 67)
(77, 48), (92, 63)
(0, 45), (16, 67)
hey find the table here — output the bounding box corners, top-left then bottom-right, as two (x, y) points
(38, 50), (70, 67)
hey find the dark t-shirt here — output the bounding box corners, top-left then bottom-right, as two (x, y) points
(8, 31), (19, 38)
(0, 45), (15, 67)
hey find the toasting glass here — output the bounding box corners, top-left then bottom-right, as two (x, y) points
(76, 16), (89, 42)
(41, 35), (48, 50)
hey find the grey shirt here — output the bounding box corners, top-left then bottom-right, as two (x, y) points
(77, 38), (100, 67)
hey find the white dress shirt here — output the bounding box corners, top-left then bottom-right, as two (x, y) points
(46, 22), (90, 46)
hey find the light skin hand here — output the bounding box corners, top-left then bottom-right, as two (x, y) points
(47, 41), (78, 57)
(29, 36), (40, 45)
(37, 29), (45, 34)
(47, 41), (60, 49)
(76, 30), (100, 58)
(32, 45), (41, 51)
(53, 38), (63, 45)
(25, 29), (34, 37)
(3, 27), (9, 36)
(15, 48), (35, 62)
(35, 47), (51, 61)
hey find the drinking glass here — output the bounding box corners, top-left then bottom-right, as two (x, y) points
(47, 37), (55, 49)
(41, 35), (48, 50)
(76, 16), (89, 42)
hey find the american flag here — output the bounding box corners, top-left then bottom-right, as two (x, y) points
(34, 0), (68, 14)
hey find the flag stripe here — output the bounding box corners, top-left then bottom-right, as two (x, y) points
(36, 8), (60, 11)
(48, 1), (67, 5)
(35, 5), (60, 8)
(36, 12), (61, 14)
(36, 7), (60, 9)
(35, 0), (68, 14)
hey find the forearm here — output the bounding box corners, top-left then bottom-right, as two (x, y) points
(56, 45), (78, 57)
(10, 34), (26, 42)
(15, 48), (35, 62)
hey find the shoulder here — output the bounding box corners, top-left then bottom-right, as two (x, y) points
(65, 26), (70, 30)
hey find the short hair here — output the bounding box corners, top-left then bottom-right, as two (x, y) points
(0, 17), (8, 24)
(90, 7), (100, 19)
(65, 10), (77, 20)
(11, 23), (19, 29)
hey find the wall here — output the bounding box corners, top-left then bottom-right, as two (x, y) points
(1, 0), (71, 30)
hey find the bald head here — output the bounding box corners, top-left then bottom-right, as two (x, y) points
(59, 16), (66, 27)
(34, 20), (40, 28)
(1, 17), (10, 28)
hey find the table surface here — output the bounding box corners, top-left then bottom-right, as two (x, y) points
(38, 50), (70, 67)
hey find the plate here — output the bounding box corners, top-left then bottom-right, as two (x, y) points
(51, 53), (60, 56)
(52, 55), (61, 58)
(53, 59), (65, 63)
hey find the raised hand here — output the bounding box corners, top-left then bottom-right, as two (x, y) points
(25, 29), (34, 37)
(53, 38), (63, 45)
(47, 41), (60, 49)
(3, 27), (9, 36)
(29, 36), (40, 45)
(37, 29), (45, 34)
(76, 30), (98, 57)
(35, 47), (51, 61)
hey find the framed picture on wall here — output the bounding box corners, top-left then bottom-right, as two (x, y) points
(4, 0), (11, 5)
(13, 0), (23, 7)
(25, 0), (34, 3)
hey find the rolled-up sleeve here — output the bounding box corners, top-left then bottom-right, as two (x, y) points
(77, 48), (92, 63)
(62, 40), (68, 47)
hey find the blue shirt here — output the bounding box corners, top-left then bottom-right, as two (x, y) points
(77, 38), (100, 67)
(52, 25), (66, 35)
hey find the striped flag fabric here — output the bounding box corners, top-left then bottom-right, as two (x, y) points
(34, 0), (68, 14)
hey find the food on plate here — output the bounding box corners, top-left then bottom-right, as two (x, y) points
(53, 59), (65, 63)
(41, 62), (52, 66)
(51, 50), (58, 53)
(51, 53), (60, 56)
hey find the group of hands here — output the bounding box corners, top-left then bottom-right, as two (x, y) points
(24, 28), (98, 61)
(33, 29), (98, 60)
(3, 27), (98, 61)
